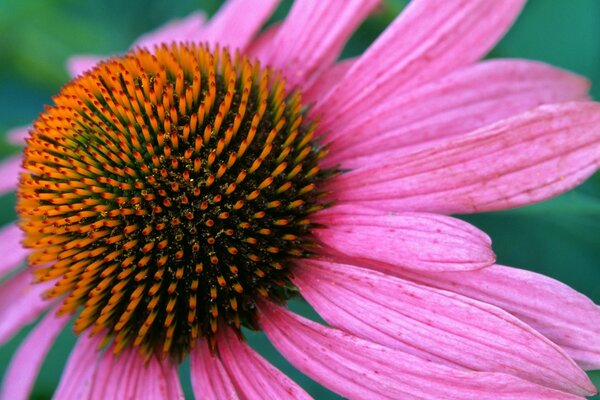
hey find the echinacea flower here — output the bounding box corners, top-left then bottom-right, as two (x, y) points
(2, 0), (600, 398)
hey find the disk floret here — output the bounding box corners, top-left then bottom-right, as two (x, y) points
(17, 43), (330, 360)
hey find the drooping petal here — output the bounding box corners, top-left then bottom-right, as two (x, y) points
(294, 260), (595, 395)
(0, 155), (22, 196)
(0, 306), (69, 400)
(89, 347), (183, 399)
(260, 304), (583, 400)
(323, 60), (590, 166)
(313, 205), (494, 272)
(201, 0), (280, 51)
(88, 346), (134, 399)
(396, 264), (600, 370)
(0, 223), (28, 279)
(217, 327), (312, 400)
(328, 102), (600, 214)
(259, 0), (379, 89)
(133, 353), (183, 399)
(190, 341), (239, 400)
(0, 269), (54, 344)
(67, 55), (104, 77)
(6, 125), (29, 145)
(313, 0), (526, 130)
(53, 334), (102, 399)
(132, 11), (207, 48)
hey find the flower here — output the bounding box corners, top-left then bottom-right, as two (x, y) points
(2, 0), (600, 399)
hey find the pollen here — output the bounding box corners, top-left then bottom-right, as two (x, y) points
(17, 43), (332, 361)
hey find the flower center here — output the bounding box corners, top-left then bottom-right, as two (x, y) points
(17, 43), (331, 360)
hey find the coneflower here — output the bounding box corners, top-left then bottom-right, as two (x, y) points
(1, 1), (600, 399)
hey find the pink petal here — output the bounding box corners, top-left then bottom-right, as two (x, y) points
(190, 341), (239, 400)
(246, 22), (280, 60)
(294, 260), (595, 396)
(89, 347), (133, 399)
(328, 102), (600, 214)
(313, 205), (494, 272)
(89, 347), (183, 399)
(0, 155), (22, 196)
(313, 0), (526, 131)
(53, 334), (102, 399)
(201, 0), (280, 51)
(0, 269), (54, 344)
(193, 333), (312, 400)
(302, 58), (356, 104)
(0, 223), (28, 280)
(398, 264), (600, 370)
(134, 354), (183, 399)
(260, 303), (583, 400)
(132, 11), (207, 49)
(259, 0), (379, 89)
(0, 306), (69, 400)
(7, 125), (30, 145)
(323, 60), (590, 167)
(217, 327), (311, 400)
(66, 55), (104, 77)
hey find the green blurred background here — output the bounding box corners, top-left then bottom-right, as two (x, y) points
(0, 0), (599, 398)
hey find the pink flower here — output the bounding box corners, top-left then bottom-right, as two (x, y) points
(2, 0), (600, 399)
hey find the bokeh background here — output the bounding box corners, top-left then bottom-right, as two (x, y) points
(0, 0), (599, 398)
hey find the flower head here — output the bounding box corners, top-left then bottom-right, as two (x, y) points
(2, 0), (600, 399)
(19, 43), (332, 361)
